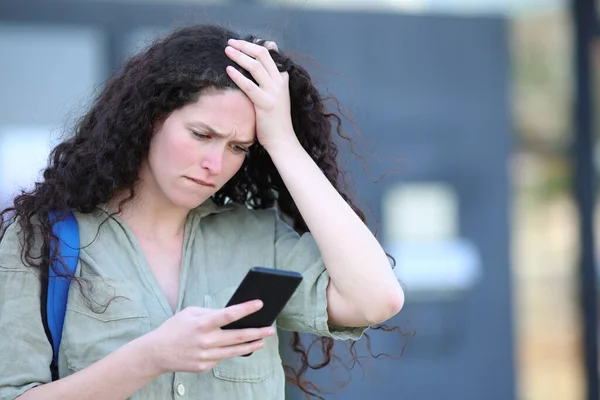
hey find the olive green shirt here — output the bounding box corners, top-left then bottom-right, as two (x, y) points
(0, 201), (367, 400)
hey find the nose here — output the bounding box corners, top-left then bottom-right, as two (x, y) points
(200, 145), (224, 176)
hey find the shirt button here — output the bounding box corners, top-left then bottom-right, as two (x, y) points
(176, 383), (186, 396)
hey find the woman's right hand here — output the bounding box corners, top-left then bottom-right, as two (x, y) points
(144, 300), (275, 374)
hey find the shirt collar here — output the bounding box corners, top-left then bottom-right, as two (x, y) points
(193, 199), (236, 218)
(96, 198), (235, 220)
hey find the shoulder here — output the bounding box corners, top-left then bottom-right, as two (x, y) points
(0, 220), (23, 257)
(0, 216), (43, 273)
(189, 202), (289, 245)
(194, 201), (279, 227)
(227, 203), (278, 223)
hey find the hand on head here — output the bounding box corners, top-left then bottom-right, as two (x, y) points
(224, 39), (298, 153)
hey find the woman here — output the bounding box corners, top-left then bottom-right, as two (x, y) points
(0, 24), (403, 400)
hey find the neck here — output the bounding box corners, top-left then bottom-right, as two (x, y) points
(108, 186), (189, 244)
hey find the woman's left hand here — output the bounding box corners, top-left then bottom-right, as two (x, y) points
(224, 39), (298, 152)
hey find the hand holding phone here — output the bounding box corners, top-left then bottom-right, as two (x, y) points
(146, 300), (275, 374)
(221, 267), (303, 355)
(222, 267), (303, 330)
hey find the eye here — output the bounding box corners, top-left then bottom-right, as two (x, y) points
(231, 144), (249, 154)
(191, 130), (209, 139)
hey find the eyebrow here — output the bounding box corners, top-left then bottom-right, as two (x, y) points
(194, 122), (255, 145)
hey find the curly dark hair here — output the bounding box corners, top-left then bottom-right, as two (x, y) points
(0, 24), (404, 398)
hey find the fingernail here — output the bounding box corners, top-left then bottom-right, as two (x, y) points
(268, 328), (276, 335)
(228, 38), (236, 44)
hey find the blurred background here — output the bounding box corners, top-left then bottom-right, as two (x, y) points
(0, 0), (596, 399)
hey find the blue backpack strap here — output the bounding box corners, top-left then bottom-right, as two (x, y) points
(45, 211), (79, 380)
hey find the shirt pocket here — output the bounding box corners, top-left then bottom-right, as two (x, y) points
(62, 277), (151, 372)
(204, 286), (282, 383)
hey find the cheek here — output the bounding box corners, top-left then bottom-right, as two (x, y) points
(147, 133), (198, 186)
(158, 133), (196, 167)
(172, 138), (198, 165)
(223, 153), (246, 178)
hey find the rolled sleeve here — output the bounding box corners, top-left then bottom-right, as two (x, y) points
(0, 223), (52, 400)
(273, 215), (367, 340)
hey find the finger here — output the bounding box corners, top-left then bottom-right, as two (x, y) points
(225, 66), (269, 108)
(183, 306), (215, 316)
(203, 339), (266, 361)
(251, 37), (278, 52)
(225, 45), (273, 90)
(228, 39), (281, 80)
(264, 41), (279, 52)
(215, 326), (276, 347)
(207, 299), (263, 328)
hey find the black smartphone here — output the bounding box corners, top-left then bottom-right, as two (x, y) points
(221, 267), (303, 331)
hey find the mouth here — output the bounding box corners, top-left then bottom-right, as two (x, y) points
(185, 177), (216, 188)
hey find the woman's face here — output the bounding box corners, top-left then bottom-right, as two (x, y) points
(141, 89), (256, 210)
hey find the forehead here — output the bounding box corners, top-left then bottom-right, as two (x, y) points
(180, 89), (256, 139)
